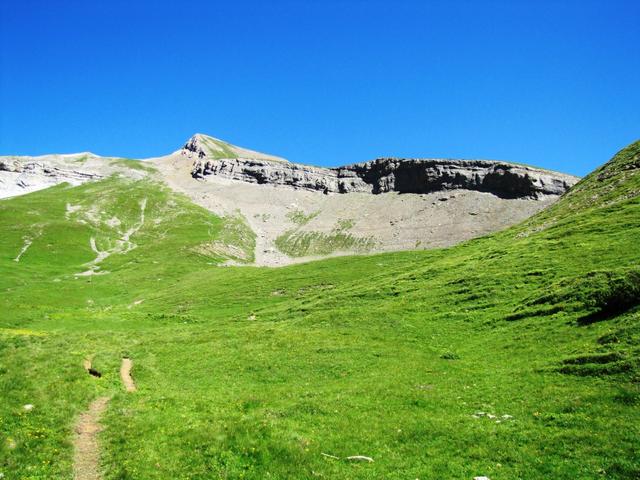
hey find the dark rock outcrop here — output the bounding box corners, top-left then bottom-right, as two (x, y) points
(183, 136), (207, 159)
(191, 156), (579, 199)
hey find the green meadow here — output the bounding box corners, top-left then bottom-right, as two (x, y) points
(1, 141), (639, 479)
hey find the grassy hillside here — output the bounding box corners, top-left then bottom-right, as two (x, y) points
(1, 141), (639, 479)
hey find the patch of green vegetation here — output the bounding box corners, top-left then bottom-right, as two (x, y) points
(275, 230), (376, 257)
(440, 351), (460, 360)
(334, 218), (355, 231)
(199, 136), (238, 160)
(193, 212), (255, 263)
(1, 141), (640, 478)
(514, 139), (640, 237)
(286, 209), (319, 226)
(509, 268), (640, 324)
(70, 154), (90, 164)
(109, 158), (157, 173)
(277, 216), (369, 257)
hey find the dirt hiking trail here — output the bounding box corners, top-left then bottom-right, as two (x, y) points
(73, 356), (137, 479)
(73, 396), (110, 480)
(120, 357), (137, 392)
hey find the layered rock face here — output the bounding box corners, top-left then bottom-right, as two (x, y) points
(0, 157), (103, 198)
(191, 156), (578, 199)
(183, 136), (208, 159)
(0, 158), (101, 182)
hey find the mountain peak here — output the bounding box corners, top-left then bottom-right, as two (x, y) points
(180, 133), (288, 163)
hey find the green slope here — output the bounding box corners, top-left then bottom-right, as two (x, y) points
(1, 141), (639, 479)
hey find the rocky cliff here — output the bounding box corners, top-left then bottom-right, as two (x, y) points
(0, 154), (152, 199)
(0, 157), (103, 198)
(82, 132), (583, 266)
(190, 153), (578, 199)
(0, 157), (102, 182)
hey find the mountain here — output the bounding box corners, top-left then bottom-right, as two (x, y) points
(178, 133), (289, 163)
(0, 138), (638, 479)
(0, 133), (579, 265)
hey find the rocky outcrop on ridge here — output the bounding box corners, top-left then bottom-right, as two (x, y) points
(191, 155), (579, 199)
(180, 133), (288, 163)
(183, 136), (208, 159)
(0, 157), (103, 198)
(0, 158), (102, 182)
(0, 153), (154, 200)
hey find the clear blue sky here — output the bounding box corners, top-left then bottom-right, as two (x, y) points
(1, 1), (638, 176)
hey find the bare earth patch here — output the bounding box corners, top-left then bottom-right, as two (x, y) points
(73, 396), (110, 480)
(120, 358), (137, 392)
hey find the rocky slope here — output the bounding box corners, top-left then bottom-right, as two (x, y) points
(153, 134), (580, 266)
(0, 155), (100, 198)
(0, 153), (149, 199)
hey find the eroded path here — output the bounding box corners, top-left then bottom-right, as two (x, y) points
(77, 198), (147, 276)
(120, 357), (137, 392)
(14, 230), (42, 262)
(73, 396), (110, 480)
(73, 356), (137, 479)
(13, 238), (33, 262)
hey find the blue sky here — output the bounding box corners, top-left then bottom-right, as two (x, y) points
(1, 1), (638, 176)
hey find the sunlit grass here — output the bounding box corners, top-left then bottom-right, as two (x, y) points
(1, 141), (639, 479)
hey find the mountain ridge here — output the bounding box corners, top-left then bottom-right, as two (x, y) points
(181, 134), (578, 198)
(1, 133), (580, 266)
